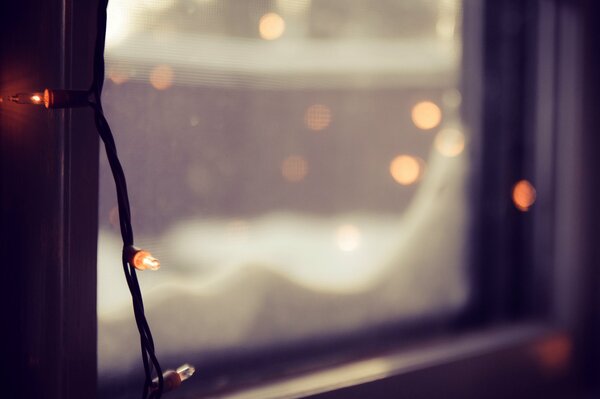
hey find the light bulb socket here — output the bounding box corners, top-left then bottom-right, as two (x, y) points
(43, 89), (89, 109)
(151, 370), (182, 393)
(124, 245), (141, 262)
(150, 364), (195, 393)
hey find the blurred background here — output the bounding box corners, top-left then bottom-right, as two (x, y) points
(93, 0), (596, 398)
(2, 0), (599, 398)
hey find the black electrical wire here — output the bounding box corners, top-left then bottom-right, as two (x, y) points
(89, 0), (164, 397)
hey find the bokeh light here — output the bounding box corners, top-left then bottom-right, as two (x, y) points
(389, 155), (423, 186)
(512, 180), (536, 211)
(436, 0), (458, 40)
(411, 101), (442, 130)
(259, 12), (286, 40)
(149, 65), (174, 90)
(434, 128), (465, 157)
(189, 115), (200, 127)
(108, 68), (130, 85)
(531, 334), (572, 374)
(442, 89), (462, 109)
(304, 104), (332, 131)
(335, 224), (361, 252)
(281, 155), (308, 182)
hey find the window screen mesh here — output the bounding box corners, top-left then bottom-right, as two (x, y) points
(97, 0), (468, 396)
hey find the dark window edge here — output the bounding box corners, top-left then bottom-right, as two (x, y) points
(213, 324), (575, 399)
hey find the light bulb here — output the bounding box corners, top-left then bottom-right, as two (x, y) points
(151, 364), (196, 393)
(7, 92), (45, 106)
(125, 245), (161, 271)
(132, 250), (160, 271)
(176, 364), (195, 382)
(4, 89), (89, 108)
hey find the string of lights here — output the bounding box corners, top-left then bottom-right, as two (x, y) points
(2, 0), (194, 397)
(92, 1), (165, 396)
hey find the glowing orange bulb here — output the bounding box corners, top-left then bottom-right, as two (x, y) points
(8, 92), (45, 105)
(512, 179), (536, 211)
(132, 249), (160, 271)
(7, 89), (87, 109)
(43, 88), (51, 108)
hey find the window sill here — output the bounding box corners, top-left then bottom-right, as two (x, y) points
(213, 324), (575, 399)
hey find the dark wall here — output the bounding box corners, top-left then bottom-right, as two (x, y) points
(0, 1), (98, 398)
(581, 0), (600, 394)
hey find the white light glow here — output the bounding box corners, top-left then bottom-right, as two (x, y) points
(336, 224), (361, 252)
(434, 128), (465, 157)
(142, 0), (176, 11)
(105, 0), (133, 49)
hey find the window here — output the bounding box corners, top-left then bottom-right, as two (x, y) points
(97, 0), (471, 397)
(1, 0), (595, 398)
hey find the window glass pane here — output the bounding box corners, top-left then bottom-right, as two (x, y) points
(98, 0), (467, 395)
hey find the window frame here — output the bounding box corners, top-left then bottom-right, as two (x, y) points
(0, 1), (98, 399)
(214, 325), (573, 399)
(0, 0), (594, 398)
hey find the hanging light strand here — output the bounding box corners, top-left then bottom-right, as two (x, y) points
(2, 1), (197, 396)
(89, 1), (164, 398)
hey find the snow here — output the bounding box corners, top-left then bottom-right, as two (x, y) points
(98, 150), (469, 378)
